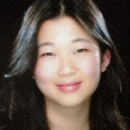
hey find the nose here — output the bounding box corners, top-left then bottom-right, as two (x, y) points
(57, 55), (77, 77)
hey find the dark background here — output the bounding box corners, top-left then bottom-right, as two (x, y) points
(0, 0), (130, 125)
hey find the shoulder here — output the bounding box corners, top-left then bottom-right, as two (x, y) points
(0, 112), (10, 130)
(0, 126), (6, 130)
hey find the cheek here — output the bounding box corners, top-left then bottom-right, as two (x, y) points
(34, 60), (56, 82)
(77, 53), (101, 76)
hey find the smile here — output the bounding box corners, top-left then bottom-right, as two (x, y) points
(57, 82), (81, 92)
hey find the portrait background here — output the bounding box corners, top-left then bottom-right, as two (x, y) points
(0, 0), (130, 125)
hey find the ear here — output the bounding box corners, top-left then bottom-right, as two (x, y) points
(32, 75), (35, 79)
(101, 49), (111, 72)
(32, 72), (35, 79)
(32, 73), (36, 79)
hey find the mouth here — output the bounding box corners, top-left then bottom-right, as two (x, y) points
(57, 81), (81, 92)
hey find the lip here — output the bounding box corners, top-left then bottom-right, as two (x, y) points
(57, 81), (81, 92)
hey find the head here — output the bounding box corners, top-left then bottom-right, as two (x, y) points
(3, 0), (127, 129)
(33, 15), (111, 108)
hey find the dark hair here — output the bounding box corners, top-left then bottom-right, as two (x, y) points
(0, 0), (128, 129)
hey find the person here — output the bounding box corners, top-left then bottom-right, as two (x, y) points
(0, 0), (128, 129)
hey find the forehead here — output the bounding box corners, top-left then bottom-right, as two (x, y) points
(37, 16), (98, 46)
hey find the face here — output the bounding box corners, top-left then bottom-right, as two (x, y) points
(34, 16), (109, 107)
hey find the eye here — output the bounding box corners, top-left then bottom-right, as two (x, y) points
(41, 52), (54, 57)
(76, 49), (88, 53)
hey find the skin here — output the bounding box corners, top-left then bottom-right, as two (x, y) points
(34, 16), (110, 130)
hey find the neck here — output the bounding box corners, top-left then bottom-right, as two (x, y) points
(45, 99), (90, 130)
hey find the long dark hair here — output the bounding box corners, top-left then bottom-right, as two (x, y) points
(0, 0), (128, 129)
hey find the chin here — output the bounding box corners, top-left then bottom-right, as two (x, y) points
(45, 94), (91, 108)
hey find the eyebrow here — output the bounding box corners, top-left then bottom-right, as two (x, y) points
(38, 42), (54, 48)
(72, 38), (90, 44)
(38, 38), (91, 48)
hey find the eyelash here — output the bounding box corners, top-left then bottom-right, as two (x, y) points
(75, 49), (88, 53)
(41, 49), (88, 57)
(41, 53), (54, 57)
